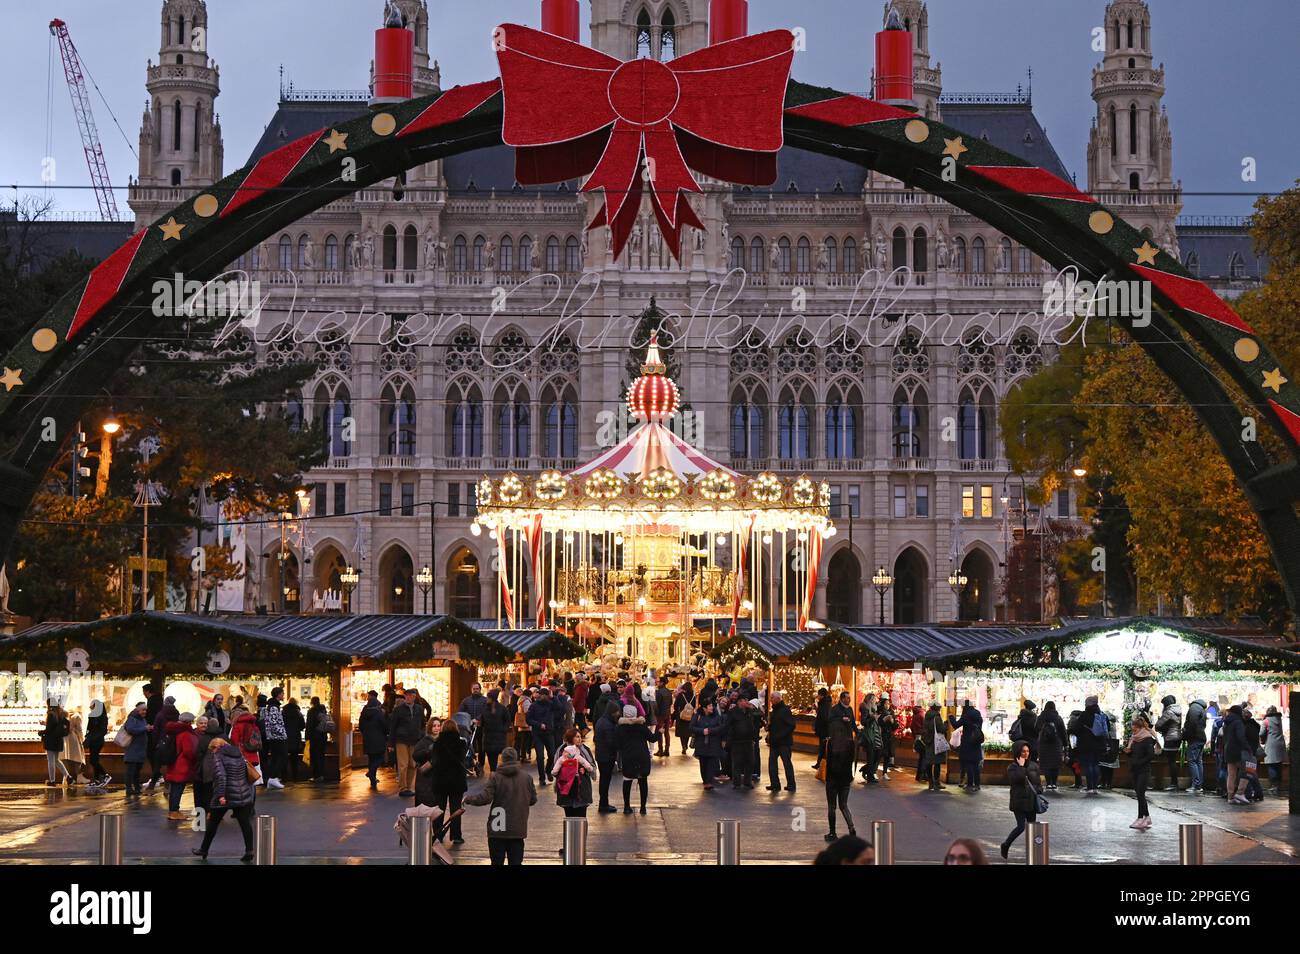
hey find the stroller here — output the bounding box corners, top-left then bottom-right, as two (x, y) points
(451, 712), (481, 777)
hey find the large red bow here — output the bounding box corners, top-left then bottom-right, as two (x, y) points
(495, 24), (794, 260)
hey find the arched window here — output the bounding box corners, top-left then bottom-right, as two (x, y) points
(499, 235), (514, 273)
(953, 236), (967, 272)
(403, 226), (418, 270)
(636, 8), (652, 59)
(565, 235), (582, 272)
(278, 235), (292, 271)
(193, 101), (201, 154)
(315, 382), (353, 458)
(447, 383), (484, 457)
(343, 234), (355, 271)
(324, 234), (339, 270)
(173, 100), (182, 151)
(1126, 18), (1134, 48)
(730, 387), (767, 460)
(284, 396), (305, 432)
(796, 236), (812, 273)
(730, 236), (746, 269)
(1129, 103), (1138, 156)
(892, 383), (928, 458)
(495, 384), (531, 458)
(1109, 104), (1117, 158)
(971, 237), (986, 273)
(660, 8), (676, 60)
(892, 227), (908, 270)
(998, 237), (1012, 272)
(750, 237), (765, 272)
(170, 168), (182, 187)
(843, 237), (858, 274)
(1129, 171), (1141, 191)
(1018, 245), (1032, 273)
(545, 236), (561, 272)
(297, 235), (309, 269)
(519, 235), (533, 271)
(543, 387), (578, 458)
(383, 225), (398, 270)
(912, 227), (928, 273)
(1184, 251), (1199, 277)
(448, 548), (481, 618)
(777, 237), (792, 272)
(381, 382), (417, 456)
(958, 385), (994, 460)
(825, 386), (861, 459)
(452, 234), (467, 271)
(778, 385), (813, 460)
(824, 236), (839, 273)
(1229, 252), (1246, 280)
(472, 234), (486, 270)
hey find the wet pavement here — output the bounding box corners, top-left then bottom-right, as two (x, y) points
(2, 756), (1297, 865)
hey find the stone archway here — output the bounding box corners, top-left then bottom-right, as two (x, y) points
(959, 547), (997, 622)
(826, 548), (862, 625)
(3, 55), (1298, 611)
(893, 547), (928, 625)
(447, 546), (481, 619)
(377, 545), (414, 615)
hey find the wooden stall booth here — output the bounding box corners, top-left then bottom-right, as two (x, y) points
(0, 613), (351, 783)
(710, 630), (818, 750)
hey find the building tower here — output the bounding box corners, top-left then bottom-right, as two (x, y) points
(1087, 1), (1180, 245)
(882, 1), (942, 118)
(589, 0), (710, 60)
(131, 0), (222, 214)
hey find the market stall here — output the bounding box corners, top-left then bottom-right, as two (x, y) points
(0, 613), (352, 783)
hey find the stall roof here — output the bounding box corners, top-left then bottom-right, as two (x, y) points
(711, 630), (819, 664)
(3, 613), (354, 663)
(225, 614), (515, 663)
(917, 617), (1300, 671)
(792, 625), (1035, 668)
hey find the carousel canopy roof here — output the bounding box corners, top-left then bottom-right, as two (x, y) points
(569, 421), (733, 484)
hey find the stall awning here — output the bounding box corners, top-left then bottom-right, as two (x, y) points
(916, 617), (1300, 672)
(790, 624), (1034, 669)
(0, 612), (354, 670)
(711, 631), (818, 666)
(235, 614), (514, 664)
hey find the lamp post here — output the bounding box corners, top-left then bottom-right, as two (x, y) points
(948, 568), (968, 620)
(96, 413), (119, 498)
(416, 565), (433, 615)
(871, 565), (893, 626)
(339, 565), (360, 614)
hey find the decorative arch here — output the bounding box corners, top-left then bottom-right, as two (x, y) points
(4, 72), (1297, 610)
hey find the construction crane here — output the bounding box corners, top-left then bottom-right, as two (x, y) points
(49, 18), (119, 221)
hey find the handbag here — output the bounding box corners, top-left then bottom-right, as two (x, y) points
(113, 727), (131, 748)
(815, 760), (827, 782)
(1026, 772), (1048, 813)
(245, 758), (261, 784)
(933, 725), (950, 755)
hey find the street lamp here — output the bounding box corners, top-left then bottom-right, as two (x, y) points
(872, 565), (893, 626)
(339, 565), (360, 614)
(416, 565), (433, 615)
(948, 568), (968, 619)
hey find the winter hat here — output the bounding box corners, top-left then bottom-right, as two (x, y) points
(622, 704), (638, 719)
(499, 747), (519, 765)
(1085, 695), (1098, 708)
(1161, 695), (1176, 706)
(600, 684), (611, 694)
(179, 712), (195, 723)
(487, 688), (499, 701)
(164, 696), (176, 705)
(1023, 700), (1037, 712)
(1267, 706), (1279, 716)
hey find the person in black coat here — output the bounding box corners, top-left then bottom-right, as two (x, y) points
(84, 701), (109, 784)
(305, 697), (330, 782)
(1001, 740), (1042, 859)
(765, 691), (797, 793)
(1070, 696), (1107, 793)
(877, 695), (897, 777)
(281, 699), (305, 782)
(723, 697), (759, 790)
(614, 705), (655, 814)
(824, 692), (857, 842)
(948, 699), (985, 790)
(479, 689), (512, 773)
(593, 704), (620, 812)
(414, 721), (469, 844)
(812, 688), (832, 768)
(41, 705), (71, 786)
(1013, 700), (1039, 760)
(671, 682), (695, 755)
(1035, 701), (1067, 790)
(357, 693), (389, 790)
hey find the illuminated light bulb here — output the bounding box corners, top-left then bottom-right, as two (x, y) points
(762, 534), (773, 545)
(470, 521), (482, 536)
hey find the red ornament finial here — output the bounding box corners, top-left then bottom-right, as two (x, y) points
(628, 333), (680, 422)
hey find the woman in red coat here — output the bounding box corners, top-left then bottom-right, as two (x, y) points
(164, 714), (200, 819)
(229, 712), (262, 786)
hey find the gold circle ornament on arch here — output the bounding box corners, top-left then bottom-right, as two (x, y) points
(371, 113), (397, 136)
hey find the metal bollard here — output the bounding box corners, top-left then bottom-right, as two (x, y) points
(1026, 822), (1049, 865)
(98, 814), (123, 865)
(562, 817), (588, 865)
(716, 819), (741, 865)
(871, 820), (895, 865)
(254, 814), (277, 865)
(1179, 823), (1204, 865)
(408, 815), (433, 865)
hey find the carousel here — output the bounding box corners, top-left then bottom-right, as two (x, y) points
(472, 334), (836, 667)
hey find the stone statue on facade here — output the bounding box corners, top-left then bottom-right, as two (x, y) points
(423, 227), (438, 270)
(816, 241), (829, 272)
(874, 229), (888, 271)
(485, 239), (496, 270)
(360, 230), (376, 269)
(935, 227), (950, 270)
(300, 237), (314, 269)
(348, 236), (361, 270)
(630, 224), (643, 255)
(769, 240), (782, 271)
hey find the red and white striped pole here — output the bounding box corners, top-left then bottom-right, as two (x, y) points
(710, 0), (748, 45)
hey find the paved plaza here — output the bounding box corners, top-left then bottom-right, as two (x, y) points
(2, 755), (1296, 865)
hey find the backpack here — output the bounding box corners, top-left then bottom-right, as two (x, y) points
(1091, 712), (1110, 739)
(1008, 718), (1024, 742)
(679, 703), (694, 722)
(243, 726), (263, 752)
(1041, 720), (1058, 743)
(157, 732), (178, 766)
